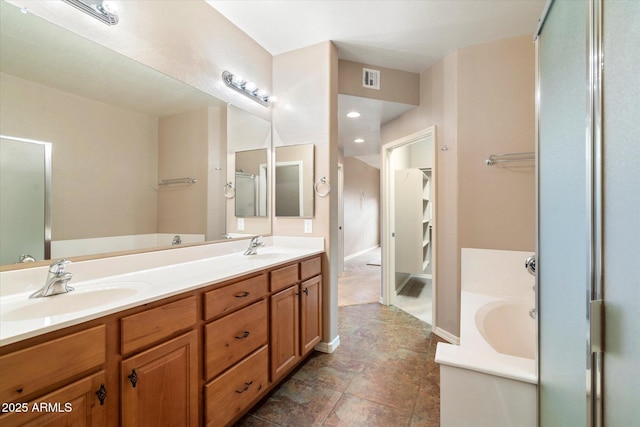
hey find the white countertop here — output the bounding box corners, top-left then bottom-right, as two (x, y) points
(0, 237), (324, 347)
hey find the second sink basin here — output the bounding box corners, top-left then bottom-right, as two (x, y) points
(1, 282), (148, 321)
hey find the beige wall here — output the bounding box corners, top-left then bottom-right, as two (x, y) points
(273, 41), (340, 348)
(0, 73), (158, 240)
(343, 157), (380, 256)
(457, 36), (535, 250)
(157, 108), (209, 235)
(382, 35), (534, 338)
(339, 60), (420, 105)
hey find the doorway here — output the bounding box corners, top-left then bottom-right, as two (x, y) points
(381, 126), (436, 326)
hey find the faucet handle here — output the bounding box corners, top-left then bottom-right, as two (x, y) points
(49, 259), (71, 274)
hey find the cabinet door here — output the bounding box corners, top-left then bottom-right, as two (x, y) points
(0, 371), (107, 427)
(300, 275), (322, 356)
(270, 285), (300, 381)
(121, 331), (198, 427)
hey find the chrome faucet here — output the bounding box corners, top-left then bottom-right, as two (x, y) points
(243, 236), (265, 255)
(171, 235), (182, 245)
(30, 259), (74, 298)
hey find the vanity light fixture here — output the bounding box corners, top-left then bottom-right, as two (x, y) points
(346, 111), (361, 118)
(354, 138), (365, 143)
(61, 0), (120, 25)
(222, 71), (272, 107)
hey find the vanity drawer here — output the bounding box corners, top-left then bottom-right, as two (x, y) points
(121, 297), (196, 355)
(0, 325), (105, 403)
(270, 263), (299, 293)
(300, 256), (322, 281)
(204, 299), (268, 380)
(204, 274), (268, 320)
(204, 345), (269, 427)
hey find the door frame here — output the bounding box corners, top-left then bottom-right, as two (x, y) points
(381, 126), (436, 328)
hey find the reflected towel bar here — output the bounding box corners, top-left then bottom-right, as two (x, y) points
(485, 152), (534, 166)
(158, 178), (197, 186)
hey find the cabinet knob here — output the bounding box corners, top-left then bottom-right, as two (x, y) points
(234, 331), (250, 340)
(96, 384), (107, 405)
(128, 369), (138, 388)
(235, 381), (253, 394)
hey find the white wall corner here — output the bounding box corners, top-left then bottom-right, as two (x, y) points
(315, 335), (340, 353)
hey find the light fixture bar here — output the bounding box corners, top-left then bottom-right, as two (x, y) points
(222, 70), (271, 107)
(61, 0), (119, 26)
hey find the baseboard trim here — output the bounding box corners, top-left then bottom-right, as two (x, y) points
(344, 245), (380, 262)
(315, 335), (340, 353)
(434, 327), (460, 345)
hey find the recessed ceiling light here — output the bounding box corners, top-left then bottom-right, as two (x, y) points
(347, 111), (361, 118)
(354, 138), (365, 143)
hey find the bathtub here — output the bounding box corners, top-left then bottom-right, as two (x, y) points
(435, 249), (537, 427)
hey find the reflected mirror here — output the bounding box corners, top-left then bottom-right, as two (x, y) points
(275, 144), (314, 218)
(234, 149), (268, 217)
(0, 1), (271, 267)
(226, 105), (271, 235)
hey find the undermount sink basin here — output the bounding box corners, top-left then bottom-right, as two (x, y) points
(2, 282), (148, 321)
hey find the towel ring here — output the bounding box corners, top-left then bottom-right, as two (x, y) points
(314, 176), (331, 197)
(223, 181), (235, 199)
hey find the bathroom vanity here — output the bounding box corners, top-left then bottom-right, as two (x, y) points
(0, 238), (324, 426)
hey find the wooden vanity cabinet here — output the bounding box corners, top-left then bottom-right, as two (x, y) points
(121, 331), (198, 427)
(1, 253), (323, 427)
(119, 297), (198, 427)
(270, 256), (323, 382)
(300, 274), (323, 356)
(0, 325), (108, 427)
(0, 371), (108, 427)
(202, 273), (270, 426)
(270, 283), (301, 381)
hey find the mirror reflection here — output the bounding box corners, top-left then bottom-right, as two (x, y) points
(0, 1), (271, 267)
(235, 149), (268, 217)
(275, 144), (315, 218)
(0, 136), (51, 265)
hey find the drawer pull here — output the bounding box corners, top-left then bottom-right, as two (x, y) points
(235, 381), (253, 394)
(128, 369), (138, 388)
(96, 384), (107, 405)
(235, 291), (250, 298)
(303, 288), (309, 295)
(234, 331), (250, 340)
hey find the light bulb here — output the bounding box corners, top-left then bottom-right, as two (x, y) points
(354, 138), (365, 143)
(347, 111), (361, 118)
(100, 0), (121, 15)
(244, 81), (257, 93)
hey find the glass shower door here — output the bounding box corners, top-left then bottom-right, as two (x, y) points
(0, 136), (51, 264)
(537, 0), (589, 425)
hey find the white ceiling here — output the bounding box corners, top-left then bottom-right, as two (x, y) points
(206, 0), (547, 167)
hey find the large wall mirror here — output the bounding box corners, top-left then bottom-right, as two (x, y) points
(0, 1), (271, 268)
(274, 144), (314, 218)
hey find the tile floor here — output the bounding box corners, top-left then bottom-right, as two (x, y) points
(236, 252), (443, 426)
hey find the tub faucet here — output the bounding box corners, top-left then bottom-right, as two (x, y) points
(243, 236), (265, 255)
(30, 259), (74, 298)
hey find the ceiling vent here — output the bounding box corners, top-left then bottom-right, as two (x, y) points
(362, 68), (380, 90)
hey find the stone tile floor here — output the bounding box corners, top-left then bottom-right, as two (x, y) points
(236, 303), (443, 427)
